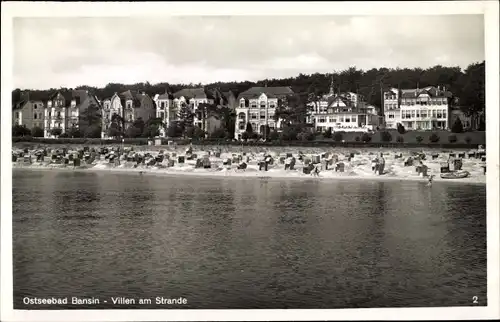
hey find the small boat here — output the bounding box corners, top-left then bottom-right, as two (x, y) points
(440, 170), (470, 179)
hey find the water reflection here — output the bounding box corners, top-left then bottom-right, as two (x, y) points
(12, 170), (487, 309)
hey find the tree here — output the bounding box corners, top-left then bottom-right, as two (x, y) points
(209, 128), (227, 139)
(380, 131), (392, 142)
(178, 102), (194, 134)
(429, 133), (440, 143)
(79, 103), (101, 128)
(280, 124), (299, 141)
(84, 125), (102, 138)
(324, 127), (332, 139)
(108, 113), (124, 138)
(67, 126), (82, 138)
(333, 131), (343, 142)
(241, 131), (249, 141)
(269, 130), (280, 141)
(142, 117), (163, 138)
(451, 118), (464, 133)
(459, 61), (485, 119)
(397, 123), (406, 134)
(166, 122), (183, 138)
(49, 128), (63, 137)
(31, 126), (44, 137)
(245, 122), (253, 134)
(361, 133), (372, 142)
(12, 124), (31, 137)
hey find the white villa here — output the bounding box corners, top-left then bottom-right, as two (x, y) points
(234, 86), (294, 140)
(383, 86), (453, 130)
(308, 83), (381, 132)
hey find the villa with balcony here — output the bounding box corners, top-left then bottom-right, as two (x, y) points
(384, 86), (453, 130)
(234, 86), (294, 140)
(308, 83), (381, 132)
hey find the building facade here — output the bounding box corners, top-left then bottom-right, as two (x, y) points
(42, 89), (101, 138)
(308, 84), (381, 132)
(234, 86), (294, 140)
(12, 91), (45, 131)
(101, 90), (155, 138)
(383, 86), (453, 130)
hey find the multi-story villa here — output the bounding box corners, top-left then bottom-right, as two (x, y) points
(44, 90), (100, 138)
(234, 86), (294, 140)
(12, 91), (45, 131)
(154, 89), (175, 137)
(308, 83), (381, 132)
(383, 86), (453, 130)
(101, 90), (155, 138)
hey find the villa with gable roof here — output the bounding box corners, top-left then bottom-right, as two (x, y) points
(44, 89), (101, 138)
(308, 81), (381, 133)
(101, 90), (155, 138)
(234, 86), (294, 140)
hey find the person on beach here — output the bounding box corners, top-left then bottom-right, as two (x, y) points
(427, 174), (435, 186)
(312, 164), (320, 177)
(371, 157), (379, 173)
(378, 153), (385, 175)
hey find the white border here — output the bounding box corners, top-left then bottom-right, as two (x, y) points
(1, 1), (499, 321)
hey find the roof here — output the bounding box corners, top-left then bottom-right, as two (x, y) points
(326, 95), (355, 108)
(387, 86), (453, 99)
(46, 89), (95, 107)
(157, 90), (174, 100)
(173, 88), (213, 100)
(237, 86), (294, 100)
(119, 90), (152, 108)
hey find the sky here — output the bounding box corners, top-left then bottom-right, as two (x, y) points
(13, 15), (484, 90)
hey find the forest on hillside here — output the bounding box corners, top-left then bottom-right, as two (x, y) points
(12, 61), (485, 117)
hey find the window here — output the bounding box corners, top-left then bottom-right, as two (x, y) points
(240, 102), (245, 108)
(416, 111), (420, 118)
(339, 116), (344, 122)
(345, 117), (351, 122)
(260, 101), (266, 109)
(129, 114), (133, 121)
(160, 112), (165, 119)
(48, 112), (51, 117)
(127, 103), (132, 109)
(260, 112), (266, 120)
(251, 102), (257, 108)
(239, 122), (245, 130)
(421, 111), (427, 118)
(411, 110), (415, 118)
(269, 104), (276, 108)
(251, 113), (257, 119)
(57, 112), (61, 118)
(15, 112), (19, 118)
(34, 113), (37, 119)
(318, 117), (326, 123)
(389, 114), (394, 119)
(352, 117), (357, 122)
(160, 102), (165, 109)
(437, 111), (442, 118)
(443, 111), (447, 118)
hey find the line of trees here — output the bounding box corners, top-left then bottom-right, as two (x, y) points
(12, 61), (485, 119)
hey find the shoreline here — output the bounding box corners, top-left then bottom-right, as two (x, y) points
(12, 164), (486, 186)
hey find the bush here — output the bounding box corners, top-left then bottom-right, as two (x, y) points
(333, 131), (343, 142)
(397, 123), (406, 134)
(415, 135), (423, 143)
(49, 128), (63, 137)
(297, 131), (315, 142)
(361, 133), (372, 142)
(269, 130), (280, 141)
(324, 128), (332, 139)
(355, 136), (360, 142)
(451, 118), (464, 133)
(241, 132), (249, 141)
(84, 125), (102, 138)
(478, 119), (485, 131)
(429, 133), (440, 143)
(59, 132), (70, 138)
(245, 122), (253, 134)
(12, 124), (31, 137)
(209, 128), (227, 139)
(31, 126), (44, 137)
(396, 136), (404, 143)
(448, 134), (457, 143)
(380, 131), (392, 142)
(465, 136), (472, 144)
(280, 125), (298, 141)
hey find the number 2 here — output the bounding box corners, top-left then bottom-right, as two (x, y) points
(472, 296), (478, 304)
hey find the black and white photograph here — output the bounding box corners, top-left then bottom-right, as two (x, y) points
(1, 1), (499, 321)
